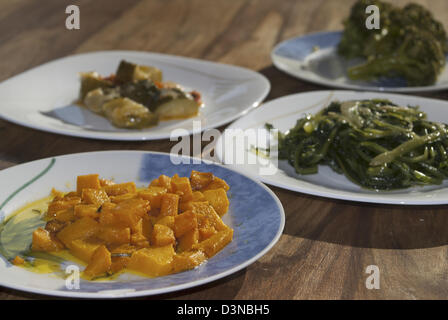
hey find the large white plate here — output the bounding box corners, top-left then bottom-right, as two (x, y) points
(0, 151), (284, 298)
(216, 90), (448, 205)
(0, 51), (270, 140)
(272, 31), (448, 93)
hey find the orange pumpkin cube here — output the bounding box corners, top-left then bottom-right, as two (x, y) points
(190, 202), (228, 231)
(47, 198), (81, 217)
(103, 182), (137, 196)
(77, 174), (101, 195)
(84, 245), (111, 279)
(173, 210), (197, 237)
(151, 224), (175, 246)
(190, 171), (214, 190)
(171, 175), (193, 202)
(160, 193), (179, 216)
(32, 227), (64, 252)
(128, 245), (175, 277)
(150, 175), (172, 192)
(57, 217), (100, 248)
(177, 228), (199, 252)
(203, 188), (229, 216)
(155, 215), (175, 229)
(200, 177), (229, 192)
(139, 186), (167, 209)
(110, 193), (138, 203)
(194, 228), (233, 258)
(172, 250), (206, 273)
(74, 204), (99, 219)
(97, 226), (131, 245)
(81, 188), (109, 206)
(70, 239), (103, 263)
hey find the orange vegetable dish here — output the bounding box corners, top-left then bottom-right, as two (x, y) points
(30, 171), (233, 280)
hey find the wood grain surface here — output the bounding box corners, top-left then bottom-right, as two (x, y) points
(1, 0), (448, 300)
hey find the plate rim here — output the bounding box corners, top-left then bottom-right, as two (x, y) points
(0, 50), (271, 141)
(0, 150), (285, 298)
(271, 30), (448, 93)
(215, 89), (448, 205)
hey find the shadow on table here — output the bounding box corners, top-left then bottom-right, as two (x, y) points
(257, 65), (448, 250)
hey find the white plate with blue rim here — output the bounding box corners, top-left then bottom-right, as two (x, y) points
(272, 31), (448, 93)
(215, 90), (448, 205)
(0, 151), (284, 298)
(0, 51), (270, 140)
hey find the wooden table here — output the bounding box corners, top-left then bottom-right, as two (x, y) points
(1, 0), (448, 300)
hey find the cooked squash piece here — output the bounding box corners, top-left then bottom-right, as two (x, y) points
(110, 256), (131, 274)
(172, 250), (206, 273)
(110, 193), (137, 203)
(150, 175), (172, 192)
(193, 228), (233, 258)
(203, 188), (229, 216)
(111, 199), (150, 229)
(81, 188), (109, 206)
(128, 245), (175, 277)
(190, 202), (228, 231)
(76, 174), (101, 195)
(84, 245), (112, 279)
(160, 193), (179, 216)
(173, 210), (197, 237)
(103, 182), (137, 196)
(99, 179), (115, 187)
(155, 215), (175, 229)
(151, 224), (175, 247)
(171, 175), (193, 202)
(130, 218), (150, 248)
(97, 226), (131, 245)
(198, 225), (217, 241)
(139, 186), (167, 209)
(177, 228), (199, 252)
(74, 204), (100, 219)
(12, 255), (25, 266)
(200, 177), (230, 192)
(57, 217), (99, 248)
(47, 198), (81, 217)
(45, 219), (68, 233)
(50, 208), (76, 222)
(190, 171), (214, 190)
(32, 227), (64, 252)
(70, 239), (103, 263)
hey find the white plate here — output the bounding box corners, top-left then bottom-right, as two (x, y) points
(0, 51), (270, 140)
(216, 90), (448, 205)
(0, 151), (284, 298)
(272, 31), (448, 93)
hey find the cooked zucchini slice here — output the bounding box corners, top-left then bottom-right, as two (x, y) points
(79, 72), (113, 99)
(102, 98), (159, 129)
(116, 60), (162, 83)
(83, 88), (120, 113)
(155, 98), (200, 120)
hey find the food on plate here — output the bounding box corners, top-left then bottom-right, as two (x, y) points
(272, 99), (448, 190)
(338, 0), (447, 86)
(8, 171), (232, 280)
(79, 60), (202, 129)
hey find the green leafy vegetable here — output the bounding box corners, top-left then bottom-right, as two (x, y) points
(276, 99), (448, 190)
(338, 0), (448, 86)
